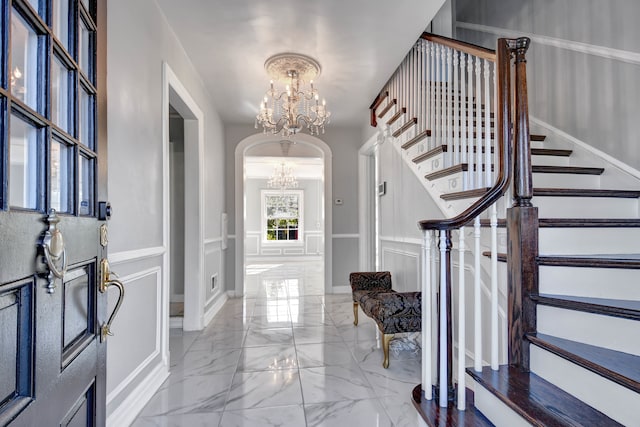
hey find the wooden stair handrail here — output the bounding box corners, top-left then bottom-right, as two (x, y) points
(419, 37), (527, 231)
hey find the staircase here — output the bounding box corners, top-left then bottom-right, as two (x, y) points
(370, 33), (640, 426)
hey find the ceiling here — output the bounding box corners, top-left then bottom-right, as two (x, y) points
(155, 0), (446, 127)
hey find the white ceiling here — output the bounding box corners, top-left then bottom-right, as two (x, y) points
(155, 0), (445, 126)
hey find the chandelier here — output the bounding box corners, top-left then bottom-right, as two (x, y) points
(267, 162), (299, 190)
(267, 141), (298, 190)
(256, 53), (331, 136)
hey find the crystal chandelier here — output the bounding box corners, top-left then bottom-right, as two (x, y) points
(267, 162), (299, 190)
(267, 141), (299, 190)
(256, 53), (330, 136)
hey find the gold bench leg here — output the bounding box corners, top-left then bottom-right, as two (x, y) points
(382, 332), (394, 369)
(353, 302), (359, 326)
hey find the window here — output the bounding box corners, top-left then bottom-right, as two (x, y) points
(1, 0), (98, 214)
(262, 190), (303, 243)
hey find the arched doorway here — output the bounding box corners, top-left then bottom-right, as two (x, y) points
(234, 134), (332, 296)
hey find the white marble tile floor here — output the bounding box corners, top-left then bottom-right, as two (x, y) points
(132, 261), (422, 426)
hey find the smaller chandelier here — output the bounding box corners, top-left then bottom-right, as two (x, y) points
(267, 162), (299, 190)
(256, 53), (330, 136)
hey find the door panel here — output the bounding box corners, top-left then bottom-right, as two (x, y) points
(0, 1), (106, 425)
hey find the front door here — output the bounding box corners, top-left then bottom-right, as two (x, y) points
(0, 1), (108, 425)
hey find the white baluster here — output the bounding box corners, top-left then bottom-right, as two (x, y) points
(466, 55), (474, 188)
(429, 43), (435, 151)
(460, 53), (468, 189)
(474, 216), (482, 372)
(490, 202), (499, 370)
(422, 230), (433, 399)
(475, 56), (482, 189)
(439, 231), (448, 408)
(484, 59), (492, 187)
(442, 48), (453, 166)
(436, 45), (442, 150)
(457, 227), (466, 410)
(453, 50), (460, 166)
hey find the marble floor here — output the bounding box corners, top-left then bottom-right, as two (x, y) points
(133, 261), (424, 426)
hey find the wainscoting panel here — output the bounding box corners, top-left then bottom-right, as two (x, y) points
(106, 267), (161, 404)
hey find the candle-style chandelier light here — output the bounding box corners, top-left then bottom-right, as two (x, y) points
(267, 141), (298, 190)
(255, 53), (330, 136)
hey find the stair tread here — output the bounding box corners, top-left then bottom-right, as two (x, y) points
(534, 188), (640, 198)
(467, 365), (622, 427)
(532, 293), (640, 320)
(401, 129), (431, 150)
(531, 148), (572, 157)
(528, 333), (640, 393)
(484, 251), (640, 269)
(441, 188), (489, 201)
(533, 165), (604, 175)
(411, 385), (493, 427)
(481, 218), (640, 228)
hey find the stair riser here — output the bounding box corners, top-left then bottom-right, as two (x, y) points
(531, 155), (571, 166)
(378, 104), (398, 124)
(539, 227), (640, 254)
(539, 266), (640, 301)
(535, 196), (639, 218)
(415, 153), (446, 175)
(537, 305), (640, 356)
(533, 173), (600, 188)
(531, 346), (639, 426)
(471, 378), (531, 427)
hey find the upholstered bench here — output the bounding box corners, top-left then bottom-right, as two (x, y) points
(349, 271), (422, 368)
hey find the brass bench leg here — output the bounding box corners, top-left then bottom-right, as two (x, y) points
(353, 302), (359, 326)
(382, 332), (394, 369)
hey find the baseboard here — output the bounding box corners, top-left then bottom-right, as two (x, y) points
(203, 292), (229, 326)
(331, 285), (351, 294)
(106, 362), (169, 427)
(169, 316), (183, 329)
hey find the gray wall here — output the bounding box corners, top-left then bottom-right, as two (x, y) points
(376, 135), (444, 292)
(106, 0), (226, 423)
(225, 124), (363, 289)
(453, 0), (640, 171)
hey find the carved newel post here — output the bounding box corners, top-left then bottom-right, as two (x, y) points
(506, 37), (539, 370)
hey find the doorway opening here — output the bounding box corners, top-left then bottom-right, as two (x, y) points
(168, 105), (186, 326)
(162, 63), (206, 369)
(235, 134), (332, 297)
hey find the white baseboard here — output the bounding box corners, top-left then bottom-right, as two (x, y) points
(169, 317), (183, 329)
(106, 362), (169, 427)
(203, 292), (229, 326)
(331, 285), (351, 294)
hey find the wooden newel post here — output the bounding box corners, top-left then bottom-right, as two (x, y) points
(506, 37), (538, 371)
(510, 37), (532, 207)
(436, 229), (455, 405)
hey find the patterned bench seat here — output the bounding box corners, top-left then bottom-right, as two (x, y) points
(350, 271), (422, 368)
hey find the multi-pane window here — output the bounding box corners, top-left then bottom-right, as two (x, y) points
(1, 0), (98, 214)
(262, 191), (303, 242)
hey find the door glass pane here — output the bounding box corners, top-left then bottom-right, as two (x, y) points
(11, 9), (39, 110)
(53, 0), (70, 51)
(26, 0), (40, 15)
(51, 139), (72, 213)
(78, 154), (93, 215)
(79, 88), (93, 149)
(0, 290), (19, 404)
(51, 55), (71, 132)
(9, 115), (39, 210)
(78, 19), (91, 78)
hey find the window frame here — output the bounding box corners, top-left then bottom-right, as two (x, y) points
(0, 0), (98, 215)
(261, 189), (304, 246)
